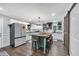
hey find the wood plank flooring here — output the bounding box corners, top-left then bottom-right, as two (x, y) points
(0, 41), (68, 56)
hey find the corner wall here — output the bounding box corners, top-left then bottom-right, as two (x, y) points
(70, 4), (79, 56)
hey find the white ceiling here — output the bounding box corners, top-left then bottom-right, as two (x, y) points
(0, 3), (71, 24)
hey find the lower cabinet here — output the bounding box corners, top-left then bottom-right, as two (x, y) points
(2, 34), (10, 47)
(10, 37), (26, 47)
(26, 34), (32, 41)
(32, 37), (44, 49)
(38, 37), (44, 48)
(15, 37), (26, 47)
(53, 33), (63, 41)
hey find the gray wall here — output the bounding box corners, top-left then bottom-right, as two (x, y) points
(70, 4), (79, 56)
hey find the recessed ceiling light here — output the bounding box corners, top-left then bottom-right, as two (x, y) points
(51, 13), (56, 17)
(0, 7), (3, 10)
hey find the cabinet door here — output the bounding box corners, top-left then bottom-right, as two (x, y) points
(26, 34), (32, 41)
(2, 17), (10, 47)
(15, 37), (26, 47)
(14, 23), (21, 37)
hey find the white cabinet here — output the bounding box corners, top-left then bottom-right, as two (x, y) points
(2, 34), (10, 47)
(53, 33), (63, 41)
(26, 34), (32, 41)
(14, 23), (21, 37)
(30, 24), (43, 32)
(10, 23), (27, 47)
(2, 16), (10, 47)
(0, 15), (10, 48)
(15, 37), (26, 47)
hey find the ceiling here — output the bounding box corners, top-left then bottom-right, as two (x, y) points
(0, 3), (71, 24)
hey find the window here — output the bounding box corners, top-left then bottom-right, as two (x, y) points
(58, 22), (62, 30)
(53, 26), (57, 33)
(58, 22), (62, 25)
(58, 26), (62, 30)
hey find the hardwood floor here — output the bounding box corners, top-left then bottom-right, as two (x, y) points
(48, 41), (68, 56)
(0, 41), (68, 56)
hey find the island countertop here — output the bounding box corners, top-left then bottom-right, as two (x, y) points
(30, 32), (52, 54)
(27, 32), (52, 37)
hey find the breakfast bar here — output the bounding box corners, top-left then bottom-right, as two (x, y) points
(29, 32), (52, 54)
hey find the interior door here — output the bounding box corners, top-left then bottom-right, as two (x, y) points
(64, 12), (70, 55)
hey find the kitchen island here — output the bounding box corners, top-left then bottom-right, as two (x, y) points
(28, 32), (52, 54)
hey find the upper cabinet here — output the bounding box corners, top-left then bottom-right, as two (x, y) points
(53, 21), (62, 33)
(43, 22), (53, 31)
(57, 22), (62, 30)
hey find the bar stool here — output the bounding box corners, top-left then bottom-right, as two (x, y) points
(32, 36), (39, 52)
(46, 34), (53, 53)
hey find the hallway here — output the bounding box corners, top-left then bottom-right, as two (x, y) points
(1, 41), (68, 56)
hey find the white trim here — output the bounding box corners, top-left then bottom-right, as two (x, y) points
(64, 3), (73, 16)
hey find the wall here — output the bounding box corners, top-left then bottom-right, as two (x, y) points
(2, 15), (10, 47)
(0, 14), (10, 48)
(70, 4), (79, 56)
(0, 16), (3, 48)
